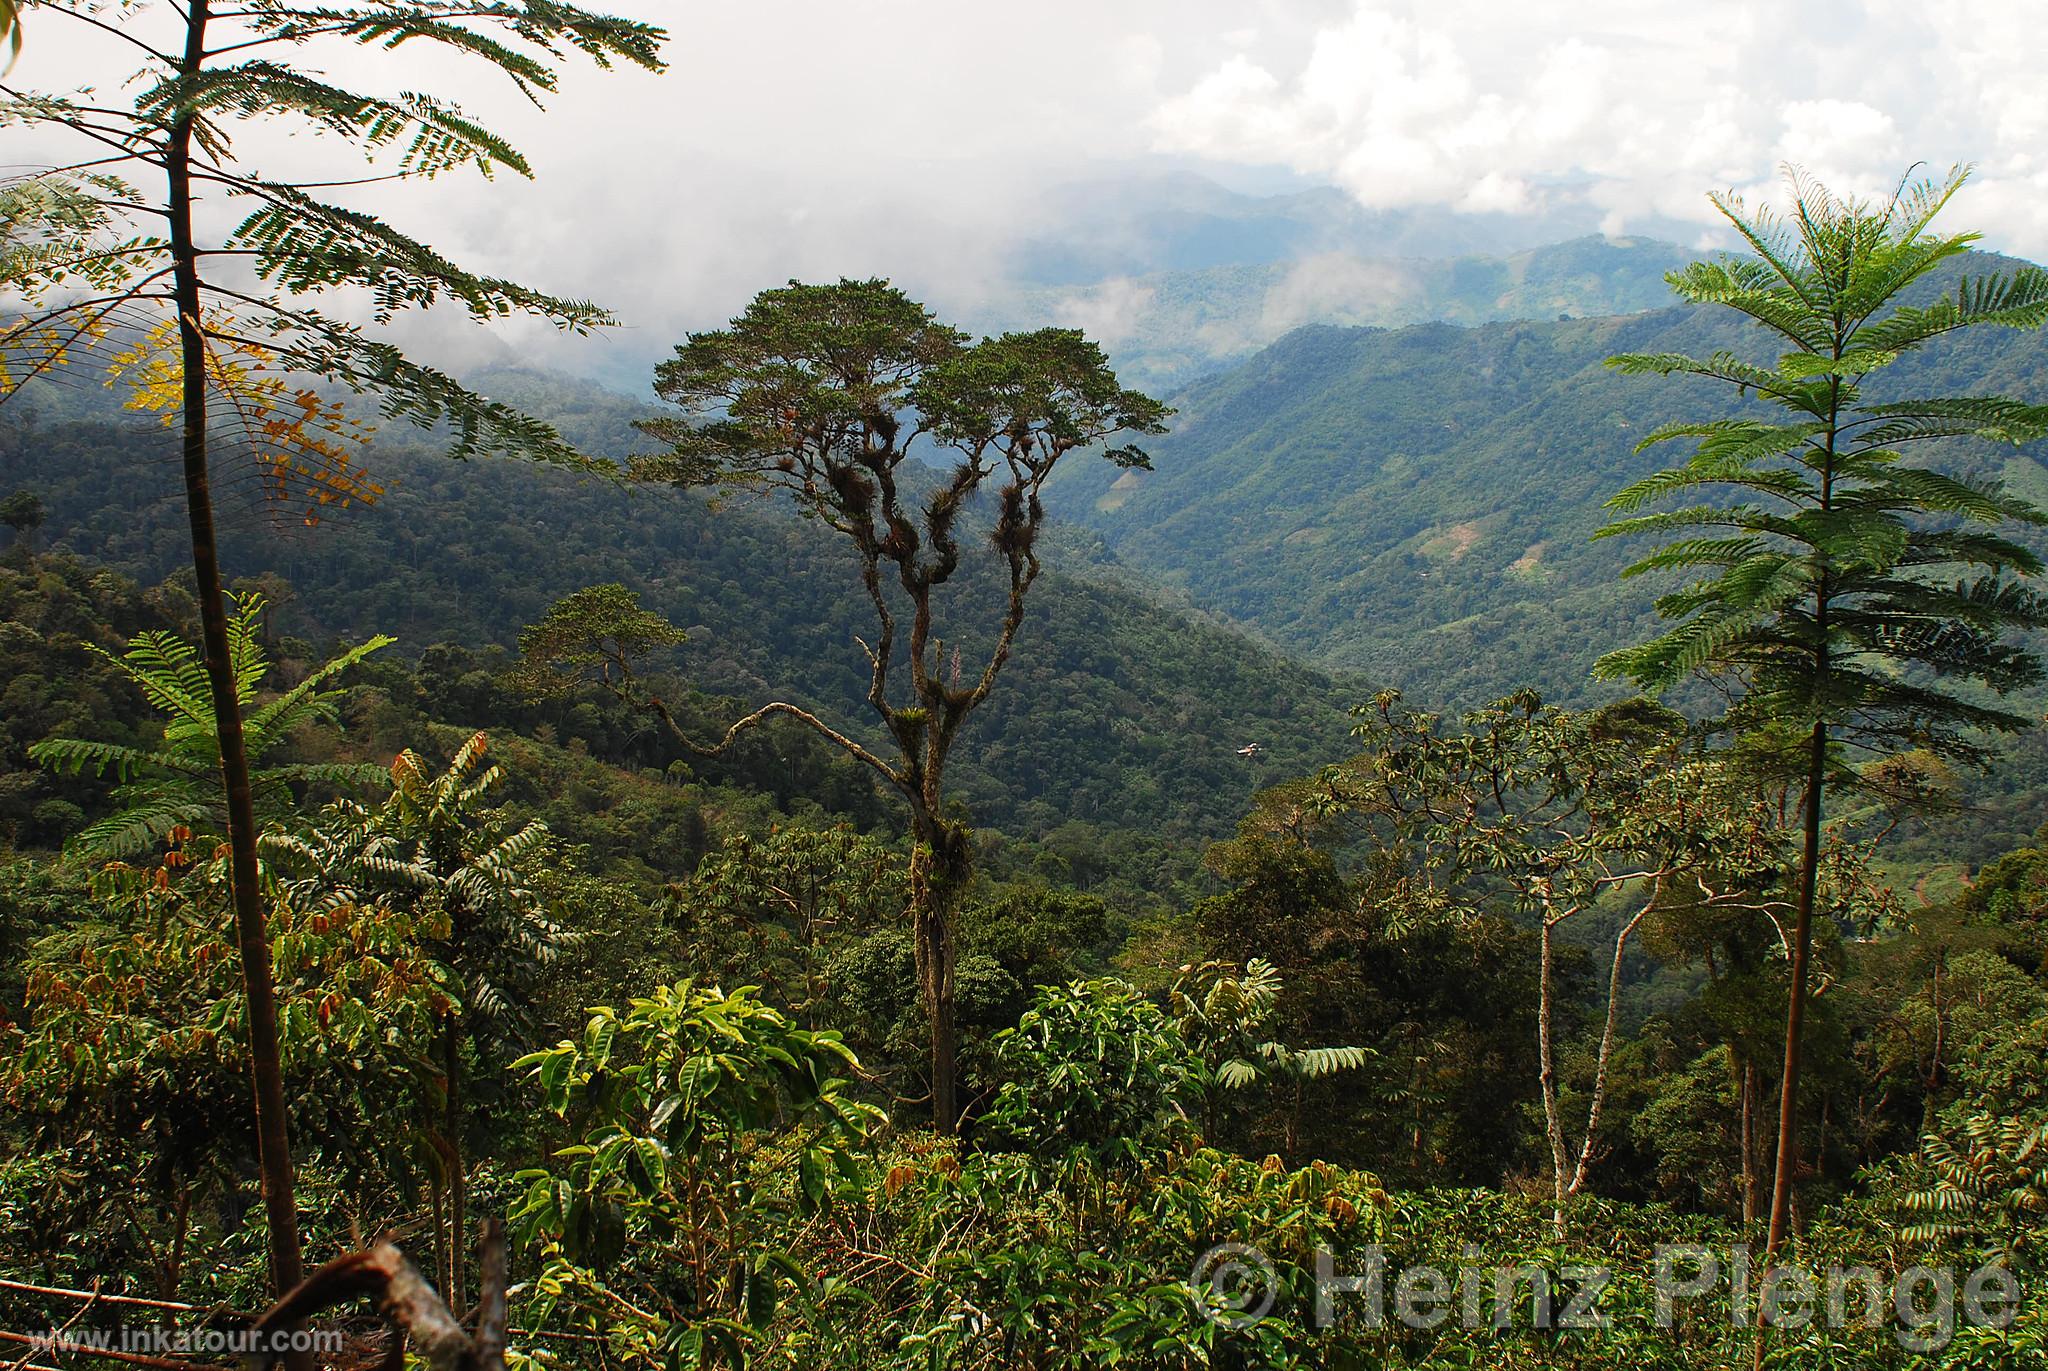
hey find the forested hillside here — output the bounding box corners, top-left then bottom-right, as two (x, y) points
(8, 2), (2048, 1363)
(984, 234), (1695, 392)
(0, 380), (1352, 844)
(1050, 252), (2048, 707)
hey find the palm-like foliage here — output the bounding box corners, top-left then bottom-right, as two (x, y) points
(265, 730), (569, 1301)
(30, 593), (389, 861)
(1898, 1014), (2048, 1261)
(1903, 1113), (2048, 1260)
(1596, 164), (2048, 1271)
(1170, 958), (1369, 1091)
(1169, 958), (1368, 1153)
(1595, 166), (2048, 755)
(268, 730), (571, 1044)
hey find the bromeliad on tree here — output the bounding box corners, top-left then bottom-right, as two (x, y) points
(523, 280), (1168, 1133)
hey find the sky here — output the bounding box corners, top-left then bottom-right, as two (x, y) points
(19, 0), (2048, 383)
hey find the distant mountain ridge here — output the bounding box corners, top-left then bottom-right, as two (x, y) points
(962, 171), (1703, 390)
(1002, 171), (1702, 284)
(1044, 251), (2048, 709)
(977, 234), (1695, 392)
(1, 371), (1356, 844)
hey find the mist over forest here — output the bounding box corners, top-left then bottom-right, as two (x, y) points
(5, 4), (2048, 1368)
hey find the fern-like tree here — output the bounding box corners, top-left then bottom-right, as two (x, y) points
(1594, 165), (2048, 1271)
(267, 732), (568, 1306)
(535, 285), (1167, 1131)
(1166, 958), (1367, 1156)
(0, 0), (664, 1292)
(32, 592), (389, 861)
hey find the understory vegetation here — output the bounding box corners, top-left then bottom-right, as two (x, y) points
(2, 4), (2047, 1363)
(4, 491), (2047, 1366)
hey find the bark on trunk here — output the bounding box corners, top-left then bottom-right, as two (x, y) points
(1755, 718), (1826, 1371)
(1764, 718), (1826, 1260)
(1538, 901), (1647, 1237)
(909, 813), (966, 1134)
(1740, 1056), (1759, 1226)
(443, 1018), (466, 1306)
(167, 0), (303, 1298)
(1566, 904), (1651, 1201)
(1538, 916), (1570, 1237)
(1921, 947), (1948, 1133)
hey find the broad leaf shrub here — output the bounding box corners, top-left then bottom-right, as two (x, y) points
(510, 982), (884, 1368)
(0, 842), (453, 1299)
(500, 974), (2047, 1368)
(982, 976), (1202, 1170)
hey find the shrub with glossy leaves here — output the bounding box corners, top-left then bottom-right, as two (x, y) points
(510, 981), (884, 1368)
(983, 977), (1201, 1169)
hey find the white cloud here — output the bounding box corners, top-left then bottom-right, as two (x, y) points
(1052, 278), (1159, 346)
(14, 0), (2048, 392)
(1775, 99), (1903, 188)
(12, 0), (1216, 382)
(1148, 0), (2048, 254)
(1460, 172), (1534, 216)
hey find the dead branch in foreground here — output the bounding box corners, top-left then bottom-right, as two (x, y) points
(249, 1220), (506, 1371)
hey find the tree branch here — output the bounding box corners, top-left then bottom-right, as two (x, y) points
(251, 1221), (507, 1371)
(645, 693), (905, 790)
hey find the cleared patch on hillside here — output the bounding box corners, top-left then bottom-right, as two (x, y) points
(1096, 469), (1145, 513)
(1507, 541), (1550, 581)
(1419, 519), (1486, 562)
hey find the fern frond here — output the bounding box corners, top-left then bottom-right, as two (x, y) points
(239, 301), (599, 467)
(1215, 1060), (1259, 1090)
(230, 182), (608, 328)
(1854, 267), (2048, 353)
(1619, 537), (1764, 578)
(28, 737), (193, 782)
(1288, 1045), (1371, 1078)
(1605, 350), (1794, 400)
(244, 632), (394, 741)
(66, 796), (213, 863)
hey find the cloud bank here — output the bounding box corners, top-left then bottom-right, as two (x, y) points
(17, 0), (2048, 389)
(1148, 0), (2048, 253)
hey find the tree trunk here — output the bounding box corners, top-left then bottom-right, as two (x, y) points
(1755, 717), (1825, 1370)
(1565, 904), (1652, 1204)
(909, 813), (966, 1134)
(1922, 946), (1948, 1133)
(1764, 718), (1825, 1259)
(1739, 1056), (1758, 1225)
(168, 0), (304, 1299)
(428, 1172), (446, 1298)
(443, 1018), (466, 1307)
(161, 1182), (193, 1299)
(1535, 899), (1635, 1238)
(1537, 915), (1570, 1237)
